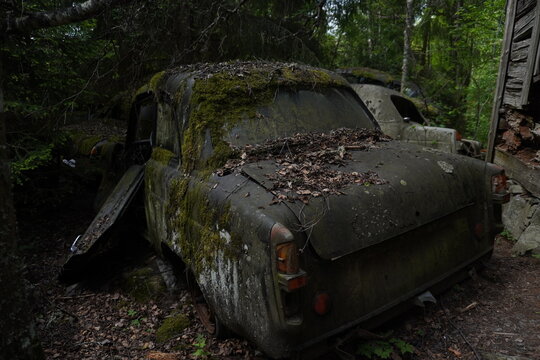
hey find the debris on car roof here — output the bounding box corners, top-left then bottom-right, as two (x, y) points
(218, 128), (390, 203)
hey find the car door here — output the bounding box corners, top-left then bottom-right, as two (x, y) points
(143, 98), (183, 253)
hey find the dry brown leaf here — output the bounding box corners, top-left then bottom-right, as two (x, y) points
(448, 347), (462, 357)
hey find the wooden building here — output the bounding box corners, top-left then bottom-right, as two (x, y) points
(488, 0), (540, 196)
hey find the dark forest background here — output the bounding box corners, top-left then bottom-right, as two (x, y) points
(2, 0), (505, 187)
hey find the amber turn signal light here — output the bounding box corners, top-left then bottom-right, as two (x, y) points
(276, 242), (300, 274)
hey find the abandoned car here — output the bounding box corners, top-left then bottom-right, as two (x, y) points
(353, 84), (483, 158)
(62, 62), (507, 358)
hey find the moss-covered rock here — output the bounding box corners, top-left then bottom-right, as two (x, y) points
(122, 266), (167, 303)
(156, 313), (190, 343)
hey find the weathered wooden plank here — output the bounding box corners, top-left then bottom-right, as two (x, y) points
(495, 149), (540, 197)
(517, 0), (535, 19)
(511, 43), (530, 61)
(511, 37), (531, 57)
(503, 89), (522, 108)
(488, 0), (518, 162)
(505, 78), (523, 89)
(514, 5), (535, 40)
(535, 29), (540, 77)
(512, 36), (531, 49)
(520, 1), (540, 106)
(507, 60), (528, 79)
(506, 75), (524, 88)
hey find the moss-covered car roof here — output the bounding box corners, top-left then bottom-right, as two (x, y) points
(136, 61), (353, 172)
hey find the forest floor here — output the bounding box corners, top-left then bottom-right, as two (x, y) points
(19, 188), (540, 360)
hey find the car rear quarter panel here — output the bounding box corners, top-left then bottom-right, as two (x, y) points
(145, 157), (301, 357)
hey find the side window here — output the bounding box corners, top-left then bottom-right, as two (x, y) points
(128, 94), (157, 146)
(156, 102), (181, 156)
(136, 102), (157, 143)
(126, 94), (157, 164)
(390, 95), (426, 125)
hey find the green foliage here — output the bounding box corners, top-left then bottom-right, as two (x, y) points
(500, 229), (516, 242)
(357, 340), (393, 359)
(10, 145), (53, 185)
(356, 338), (414, 359)
(323, 0), (505, 142)
(192, 334), (211, 359)
(326, 0), (406, 72)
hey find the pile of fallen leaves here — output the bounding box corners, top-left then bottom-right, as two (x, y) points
(219, 128), (390, 202)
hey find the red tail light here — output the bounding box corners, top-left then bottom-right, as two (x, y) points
(455, 131), (463, 141)
(313, 292), (331, 315)
(272, 223), (307, 291)
(492, 173), (507, 194)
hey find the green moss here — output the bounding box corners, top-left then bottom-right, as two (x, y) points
(149, 71), (166, 92)
(166, 178), (239, 274)
(122, 266), (167, 303)
(156, 313), (190, 343)
(133, 71), (166, 100)
(151, 147), (175, 166)
(350, 67), (394, 84)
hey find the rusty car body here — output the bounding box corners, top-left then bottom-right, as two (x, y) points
(62, 62), (507, 358)
(353, 84), (483, 158)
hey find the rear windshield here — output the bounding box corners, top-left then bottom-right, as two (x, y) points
(225, 87), (376, 146)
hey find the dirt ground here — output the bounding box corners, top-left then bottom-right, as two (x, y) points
(19, 191), (540, 360)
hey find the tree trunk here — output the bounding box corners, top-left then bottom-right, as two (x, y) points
(401, 0), (414, 94)
(0, 57), (44, 359)
(1, 0), (126, 34)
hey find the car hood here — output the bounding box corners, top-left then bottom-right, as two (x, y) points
(241, 141), (487, 260)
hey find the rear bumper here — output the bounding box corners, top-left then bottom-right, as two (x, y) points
(268, 204), (494, 358)
(292, 246), (493, 357)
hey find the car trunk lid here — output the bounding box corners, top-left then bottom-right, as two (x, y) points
(241, 141), (484, 260)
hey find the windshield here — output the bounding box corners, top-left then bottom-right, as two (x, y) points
(225, 88), (376, 146)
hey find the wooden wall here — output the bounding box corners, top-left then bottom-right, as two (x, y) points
(487, 0), (540, 197)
